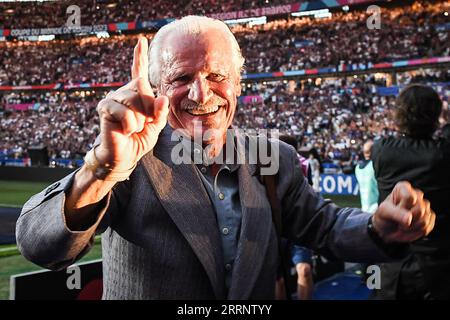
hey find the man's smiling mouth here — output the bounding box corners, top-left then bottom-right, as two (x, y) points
(185, 105), (222, 116)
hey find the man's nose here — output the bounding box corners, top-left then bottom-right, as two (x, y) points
(188, 77), (213, 104)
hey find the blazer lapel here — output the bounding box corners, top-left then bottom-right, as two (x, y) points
(227, 162), (273, 299)
(140, 125), (226, 299)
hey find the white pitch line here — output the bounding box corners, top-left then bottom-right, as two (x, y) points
(0, 203), (21, 208)
(0, 247), (18, 252)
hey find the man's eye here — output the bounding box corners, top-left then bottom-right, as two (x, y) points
(173, 75), (190, 83)
(208, 74), (225, 82)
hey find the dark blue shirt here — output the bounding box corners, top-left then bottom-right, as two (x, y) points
(195, 163), (241, 291)
(179, 135), (242, 291)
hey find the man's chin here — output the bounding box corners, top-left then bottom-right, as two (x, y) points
(184, 113), (228, 140)
(192, 127), (227, 146)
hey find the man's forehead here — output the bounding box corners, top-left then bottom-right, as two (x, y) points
(160, 30), (235, 75)
(161, 29), (234, 60)
(163, 26), (233, 45)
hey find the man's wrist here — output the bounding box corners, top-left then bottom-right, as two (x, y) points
(84, 147), (136, 181)
(367, 215), (387, 247)
(367, 215), (410, 259)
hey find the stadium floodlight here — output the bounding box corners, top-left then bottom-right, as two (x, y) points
(291, 9), (331, 19)
(16, 34), (55, 41)
(96, 31), (110, 38)
(315, 11), (332, 19)
(249, 16), (267, 27)
(224, 16), (267, 26)
(38, 35), (55, 41)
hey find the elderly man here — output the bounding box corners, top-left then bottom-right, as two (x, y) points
(16, 16), (435, 300)
(372, 85), (450, 299)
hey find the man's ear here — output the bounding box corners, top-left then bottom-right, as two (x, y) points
(235, 79), (242, 97)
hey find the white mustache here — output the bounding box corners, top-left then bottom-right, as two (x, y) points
(180, 96), (227, 111)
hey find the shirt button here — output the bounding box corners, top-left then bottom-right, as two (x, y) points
(225, 263), (232, 271)
(218, 192), (225, 200)
(222, 227), (229, 235)
(200, 167), (207, 173)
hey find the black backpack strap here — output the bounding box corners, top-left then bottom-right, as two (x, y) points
(256, 134), (291, 299)
(261, 174), (282, 236)
(261, 174), (291, 300)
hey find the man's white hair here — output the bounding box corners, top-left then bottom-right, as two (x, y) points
(148, 15), (245, 88)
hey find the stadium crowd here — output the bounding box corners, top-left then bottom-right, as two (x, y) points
(2, 73), (448, 170)
(236, 77), (399, 171)
(237, 1), (449, 73)
(0, 34), (140, 86)
(0, 0), (294, 29)
(1, 91), (100, 162)
(0, 0), (448, 171)
(1, 1), (449, 86)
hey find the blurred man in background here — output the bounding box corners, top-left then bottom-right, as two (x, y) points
(372, 84), (450, 299)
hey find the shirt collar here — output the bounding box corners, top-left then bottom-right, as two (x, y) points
(174, 128), (241, 173)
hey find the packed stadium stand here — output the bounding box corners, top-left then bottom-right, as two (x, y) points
(0, 0), (449, 172)
(0, 0), (295, 28)
(1, 1), (449, 86)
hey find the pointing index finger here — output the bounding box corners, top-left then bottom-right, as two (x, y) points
(132, 36), (149, 80)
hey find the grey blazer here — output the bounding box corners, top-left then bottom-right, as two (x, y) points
(16, 125), (396, 300)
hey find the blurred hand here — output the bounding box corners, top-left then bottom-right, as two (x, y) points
(95, 37), (169, 170)
(372, 181), (435, 243)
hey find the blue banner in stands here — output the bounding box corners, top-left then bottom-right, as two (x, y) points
(139, 18), (175, 30)
(376, 86), (400, 96)
(320, 174), (360, 195)
(436, 23), (450, 31)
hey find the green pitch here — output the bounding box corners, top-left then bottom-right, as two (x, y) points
(327, 195), (361, 208)
(0, 180), (50, 207)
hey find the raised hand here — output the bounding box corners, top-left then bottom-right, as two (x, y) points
(372, 181), (436, 243)
(95, 36), (169, 171)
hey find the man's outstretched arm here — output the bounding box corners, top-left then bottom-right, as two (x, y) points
(279, 145), (435, 263)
